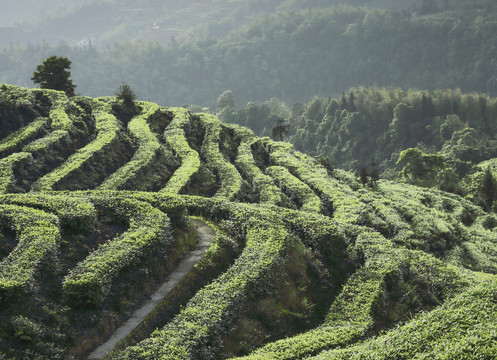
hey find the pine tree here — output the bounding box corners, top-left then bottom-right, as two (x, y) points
(32, 56), (76, 96)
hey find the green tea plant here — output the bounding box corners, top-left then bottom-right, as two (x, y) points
(199, 114), (242, 200)
(0, 204), (60, 301)
(233, 126), (283, 206)
(266, 165), (321, 213)
(0, 118), (47, 157)
(99, 102), (162, 190)
(63, 195), (172, 307)
(33, 99), (120, 191)
(0, 84), (496, 359)
(161, 108), (201, 194)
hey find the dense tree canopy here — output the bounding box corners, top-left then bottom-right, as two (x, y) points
(1, 2), (497, 107)
(397, 148), (447, 184)
(31, 56), (76, 96)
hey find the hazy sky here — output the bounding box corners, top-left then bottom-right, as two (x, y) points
(0, 0), (89, 27)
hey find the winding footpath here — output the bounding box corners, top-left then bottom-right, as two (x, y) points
(87, 219), (215, 359)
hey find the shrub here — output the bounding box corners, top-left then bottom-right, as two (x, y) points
(161, 108), (201, 194)
(0, 204), (60, 302)
(99, 102), (162, 190)
(63, 195), (172, 307)
(199, 114), (242, 200)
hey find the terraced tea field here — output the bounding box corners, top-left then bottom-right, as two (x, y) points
(0, 84), (496, 359)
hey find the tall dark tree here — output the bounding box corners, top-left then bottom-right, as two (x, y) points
(359, 166), (369, 186)
(369, 167), (380, 188)
(421, 94), (435, 118)
(216, 90), (236, 112)
(113, 82), (139, 124)
(481, 166), (496, 211)
(271, 117), (289, 141)
(31, 56), (76, 96)
(115, 83), (137, 110)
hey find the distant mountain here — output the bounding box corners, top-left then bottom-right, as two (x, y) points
(2, 1), (497, 109)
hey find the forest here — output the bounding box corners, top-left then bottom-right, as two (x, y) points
(222, 87), (497, 197)
(1, 0), (497, 107)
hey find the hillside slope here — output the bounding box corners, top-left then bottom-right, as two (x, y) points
(0, 85), (496, 359)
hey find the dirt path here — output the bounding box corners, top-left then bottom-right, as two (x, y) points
(87, 219), (215, 359)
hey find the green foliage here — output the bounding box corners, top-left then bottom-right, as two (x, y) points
(115, 83), (137, 109)
(114, 83), (139, 123)
(233, 126), (283, 206)
(99, 102), (162, 190)
(0, 152), (33, 193)
(116, 202), (294, 359)
(33, 99), (121, 191)
(227, 88), (497, 196)
(268, 139), (366, 223)
(3, 2), (497, 109)
(308, 278), (497, 359)
(266, 165), (321, 213)
(199, 114), (243, 200)
(481, 166), (497, 210)
(217, 92), (238, 124)
(31, 56), (76, 97)
(20, 91), (78, 156)
(63, 195), (171, 307)
(397, 147), (447, 184)
(271, 118), (290, 142)
(0, 118), (47, 157)
(161, 108), (201, 194)
(0, 84), (496, 358)
(0, 192), (96, 232)
(0, 204), (60, 302)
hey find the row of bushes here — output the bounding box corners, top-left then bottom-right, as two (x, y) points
(0, 152), (32, 193)
(144, 182), (477, 360)
(63, 194), (172, 307)
(236, 224), (471, 360)
(21, 91), (75, 153)
(112, 193), (301, 359)
(0, 192), (96, 233)
(46, 92), (72, 130)
(111, 219), (241, 354)
(32, 99), (121, 191)
(199, 114), (242, 200)
(109, 192), (361, 359)
(0, 185), (482, 357)
(99, 102), (161, 190)
(233, 127), (283, 206)
(21, 129), (72, 154)
(161, 108), (201, 194)
(0, 117), (47, 157)
(377, 181), (497, 273)
(0, 204), (60, 302)
(267, 140), (366, 223)
(308, 277), (497, 359)
(266, 165), (321, 213)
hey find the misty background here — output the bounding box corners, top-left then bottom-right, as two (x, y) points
(1, 0), (497, 108)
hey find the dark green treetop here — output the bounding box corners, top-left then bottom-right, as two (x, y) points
(31, 56), (76, 96)
(397, 147), (447, 184)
